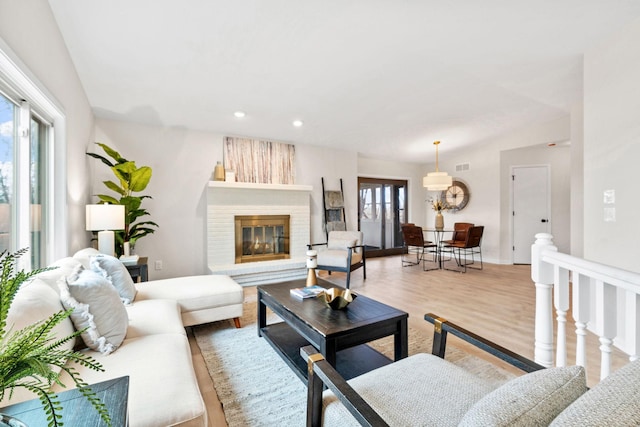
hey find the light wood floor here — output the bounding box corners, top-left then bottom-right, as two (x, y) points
(188, 255), (628, 426)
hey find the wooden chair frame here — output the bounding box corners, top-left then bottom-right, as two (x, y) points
(301, 313), (544, 427)
(307, 242), (366, 289)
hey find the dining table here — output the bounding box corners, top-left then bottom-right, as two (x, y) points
(422, 228), (453, 269)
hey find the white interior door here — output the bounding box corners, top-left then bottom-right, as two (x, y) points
(512, 165), (550, 264)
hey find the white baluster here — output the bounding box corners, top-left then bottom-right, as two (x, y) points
(594, 280), (617, 380)
(554, 265), (569, 367)
(623, 291), (640, 362)
(599, 336), (614, 379)
(572, 273), (591, 368)
(531, 233), (557, 368)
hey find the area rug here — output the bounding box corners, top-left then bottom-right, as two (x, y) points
(193, 299), (516, 427)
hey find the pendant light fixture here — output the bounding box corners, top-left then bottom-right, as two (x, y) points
(423, 140), (452, 191)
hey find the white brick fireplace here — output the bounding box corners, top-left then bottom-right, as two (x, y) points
(206, 181), (313, 285)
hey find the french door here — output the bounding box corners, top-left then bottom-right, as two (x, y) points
(358, 177), (407, 257)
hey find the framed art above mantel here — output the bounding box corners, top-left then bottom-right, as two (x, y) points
(223, 136), (296, 185)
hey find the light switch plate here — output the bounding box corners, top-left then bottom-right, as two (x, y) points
(604, 189), (615, 204)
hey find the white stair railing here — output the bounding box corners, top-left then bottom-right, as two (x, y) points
(531, 233), (640, 380)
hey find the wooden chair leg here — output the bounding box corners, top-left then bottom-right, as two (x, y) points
(302, 347), (327, 427)
(233, 317), (241, 328)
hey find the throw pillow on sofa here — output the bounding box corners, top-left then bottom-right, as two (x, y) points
(90, 254), (137, 304)
(73, 247), (101, 268)
(58, 264), (128, 355)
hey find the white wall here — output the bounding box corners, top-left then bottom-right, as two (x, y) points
(422, 116), (571, 264)
(0, 0), (94, 259)
(95, 112), (576, 275)
(94, 120), (225, 279)
(94, 118), (357, 279)
(295, 143), (358, 245)
(570, 102), (584, 257)
(583, 16), (640, 272)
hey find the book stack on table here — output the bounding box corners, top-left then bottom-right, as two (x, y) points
(290, 285), (326, 299)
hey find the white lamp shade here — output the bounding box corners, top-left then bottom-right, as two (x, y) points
(423, 172), (453, 191)
(86, 204), (125, 231)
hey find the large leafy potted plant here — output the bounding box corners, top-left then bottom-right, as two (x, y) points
(87, 143), (159, 257)
(0, 249), (111, 426)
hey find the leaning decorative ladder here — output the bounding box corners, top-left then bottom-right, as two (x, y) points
(321, 177), (346, 240)
(531, 233), (640, 381)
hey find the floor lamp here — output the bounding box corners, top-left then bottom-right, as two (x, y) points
(86, 204), (125, 256)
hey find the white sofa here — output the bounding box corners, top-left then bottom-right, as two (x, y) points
(2, 248), (244, 427)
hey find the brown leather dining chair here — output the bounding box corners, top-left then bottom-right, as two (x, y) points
(442, 225), (484, 273)
(441, 222), (474, 246)
(400, 224), (438, 271)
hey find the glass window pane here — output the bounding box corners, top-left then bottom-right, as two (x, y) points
(0, 94), (15, 253)
(30, 117), (46, 268)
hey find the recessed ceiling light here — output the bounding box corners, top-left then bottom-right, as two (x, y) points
(234, 111), (246, 118)
(292, 120), (303, 127)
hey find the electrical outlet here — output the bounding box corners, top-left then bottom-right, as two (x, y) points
(155, 260), (163, 270)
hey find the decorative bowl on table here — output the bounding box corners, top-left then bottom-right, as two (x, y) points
(319, 287), (357, 310)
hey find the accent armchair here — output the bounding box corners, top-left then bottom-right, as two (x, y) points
(308, 231), (366, 289)
(300, 312), (637, 427)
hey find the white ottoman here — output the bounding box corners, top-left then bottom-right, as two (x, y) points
(134, 275), (244, 327)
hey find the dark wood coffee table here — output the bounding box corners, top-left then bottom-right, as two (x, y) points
(258, 279), (408, 383)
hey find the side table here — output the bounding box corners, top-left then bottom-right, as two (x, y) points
(125, 256), (148, 282)
(0, 376), (129, 427)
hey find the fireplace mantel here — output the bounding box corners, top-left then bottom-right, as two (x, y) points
(208, 181), (312, 192)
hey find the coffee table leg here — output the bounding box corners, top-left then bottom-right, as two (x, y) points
(322, 340), (337, 367)
(258, 290), (267, 337)
(394, 318), (408, 360)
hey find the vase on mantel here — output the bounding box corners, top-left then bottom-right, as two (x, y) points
(435, 212), (444, 230)
(213, 161), (225, 181)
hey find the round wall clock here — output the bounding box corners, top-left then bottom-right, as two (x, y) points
(441, 180), (470, 211)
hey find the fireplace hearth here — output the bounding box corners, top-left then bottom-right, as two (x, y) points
(235, 215), (290, 263)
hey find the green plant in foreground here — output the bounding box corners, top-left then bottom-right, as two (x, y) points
(87, 142), (159, 257)
(0, 249), (111, 426)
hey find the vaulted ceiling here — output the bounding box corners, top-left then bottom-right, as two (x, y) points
(48, 1), (640, 163)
